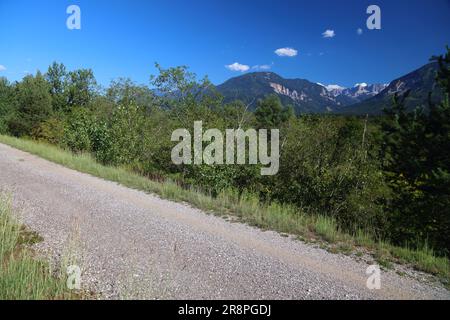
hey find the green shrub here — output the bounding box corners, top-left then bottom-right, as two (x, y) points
(62, 107), (94, 153)
(33, 117), (66, 145)
(267, 116), (389, 235)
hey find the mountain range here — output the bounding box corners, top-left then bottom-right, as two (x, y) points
(215, 62), (440, 115)
(342, 62), (441, 114)
(322, 83), (389, 107)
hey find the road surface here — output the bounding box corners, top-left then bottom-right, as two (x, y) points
(0, 142), (448, 299)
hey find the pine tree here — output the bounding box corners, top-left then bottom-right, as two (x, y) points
(382, 48), (450, 254)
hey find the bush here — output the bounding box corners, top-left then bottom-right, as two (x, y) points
(62, 107), (94, 153)
(33, 117), (66, 145)
(268, 116), (389, 235)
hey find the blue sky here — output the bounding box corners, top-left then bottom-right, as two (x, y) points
(0, 0), (449, 88)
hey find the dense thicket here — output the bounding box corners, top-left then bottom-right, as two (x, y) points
(0, 49), (449, 255)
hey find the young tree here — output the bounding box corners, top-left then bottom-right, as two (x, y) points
(150, 63), (221, 127)
(107, 77), (155, 111)
(67, 69), (97, 108)
(46, 62), (68, 112)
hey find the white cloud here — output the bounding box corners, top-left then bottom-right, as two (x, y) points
(275, 47), (298, 57)
(225, 62), (250, 72)
(322, 29), (336, 38)
(0, 65), (6, 72)
(357, 28), (363, 35)
(252, 64), (272, 70)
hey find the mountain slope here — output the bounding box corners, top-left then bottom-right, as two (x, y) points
(216, 72), (389, 114)
(335, 83), (388, 106)
(319, 83), (389, 106)
(341, 62), (440, 115)
(216, 62), (439, 115)
(216, 72), (338, 113)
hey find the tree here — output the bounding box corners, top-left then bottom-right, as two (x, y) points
(150, 63), (209, 102)
(46, 62), (68, 112)
(92, 103), (146, 166)
(107, 78), (155, 111)
(150, 63), (221, 127)
(255, 94), (293, 129)
(382, 47), (450, 254)
(8, 72), (53, 137)
(0, 77), (15, 134)
(67, 69), (97, 108)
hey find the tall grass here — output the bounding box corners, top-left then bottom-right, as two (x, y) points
(0, 135), (449, 284)
(0, 194), (73, 300)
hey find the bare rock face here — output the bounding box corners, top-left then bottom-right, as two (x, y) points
(270, 82), (307, 102)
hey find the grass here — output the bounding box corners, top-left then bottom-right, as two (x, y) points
(0, 193), (76, 300)
(0, 134), (449, 286)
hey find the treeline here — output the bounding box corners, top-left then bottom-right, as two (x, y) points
(0, 50), (449, 255)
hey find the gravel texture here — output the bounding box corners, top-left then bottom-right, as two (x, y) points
(0, 142), (449, 300)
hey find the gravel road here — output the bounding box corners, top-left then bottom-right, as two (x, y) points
(0, 142), (449, 300)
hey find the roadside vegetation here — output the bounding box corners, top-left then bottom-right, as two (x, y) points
(1, 134), (448, 283)
(0, 194), (76, 299)
(0, 49), (449, 284)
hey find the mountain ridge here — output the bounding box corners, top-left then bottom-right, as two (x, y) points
(215, 62), (439, 115)
(341, 62), (440, 114)
(217, 72), (339, 114)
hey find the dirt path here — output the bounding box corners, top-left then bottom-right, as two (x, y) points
(0, 142), (448, 299)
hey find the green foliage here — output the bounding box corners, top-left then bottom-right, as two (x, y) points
(150, 63), (223, 126)
(270, 115), (389, 235)
(255, 94), (293, 129)
(62, 107), (94, 153)
(46, 62), (68, 112)
(95, 103), (146, 166)
(0, 194), (74, 300)
(0, 54), (449, 258)
(107, 78), (156, 111)
(8, 72), (53, 137)
(0, 77), (15, 134)
(382, 48), (450, 254)
(34, 117), (66, 145)
(3, 134), (448, 281)
(183, 164), (261, 197)
(67, 69), (97, 108)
